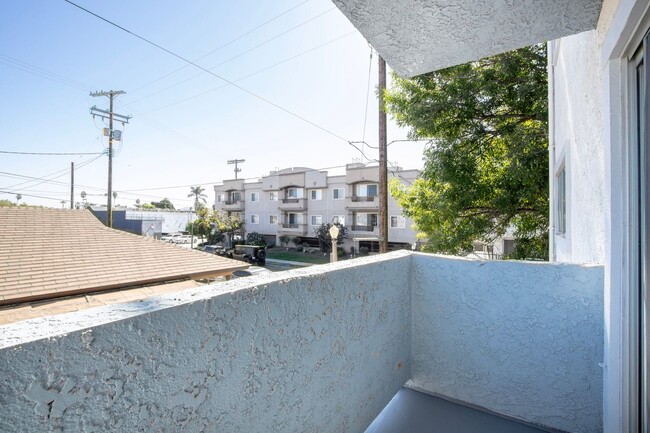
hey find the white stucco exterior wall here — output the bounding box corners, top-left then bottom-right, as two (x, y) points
(550, 0), (649, 430)
(0, 255), (412, 433)
(1, 252), (603, 432)
(550, 31), (607, 265)
(409, 254), (604, 433)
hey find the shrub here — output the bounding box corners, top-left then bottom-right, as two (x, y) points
(359, 246), (370, 256)
(337, 247), (345, 257)
(296, 245), (304, 252)
(246, 232), (267, 246)
(279, 234), (290, 247)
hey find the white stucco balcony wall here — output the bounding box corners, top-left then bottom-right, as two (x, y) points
(0, 252), (602, 432)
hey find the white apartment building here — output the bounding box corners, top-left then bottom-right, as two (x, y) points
(214, 163), (420, 252)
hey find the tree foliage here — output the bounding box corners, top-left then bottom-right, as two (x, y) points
(188, 186), (207, 211)
(314, 223), (347, 253)
(385, 44), (548, 260)
(188, 208), (244, 244)
(151, 198), (175, 210)
(246, 232), (267, 246)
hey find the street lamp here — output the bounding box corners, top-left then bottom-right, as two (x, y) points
(329, 225), (340, 263)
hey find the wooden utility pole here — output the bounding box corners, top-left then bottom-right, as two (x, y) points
(70, 162), (74, 209)
(90, 90), (130, 228)
(378, 56), (388, 253)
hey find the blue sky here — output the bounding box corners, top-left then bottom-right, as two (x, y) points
(0, 0), (426, 209)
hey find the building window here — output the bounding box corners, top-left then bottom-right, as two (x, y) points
(333, 188), (345, 199)
(269, 215), (278, 224)
(287, 188), (303, 199)
(251, 214), (259, 224)
(216, 194), (223, 203)
(251, 192), (259, 202)
(332, 215), (345, 226)
(390, 215), (405, 228)
(269, 191), (278, 201)
(356, 213), (378, 227)
(556, 166), (566, 235)
(288, 213), (303, 225)
(310, 189), (322, 200)
(310, 215), (322, 226)
(230, 192), (241, 202)
(356, 184), (378, 197)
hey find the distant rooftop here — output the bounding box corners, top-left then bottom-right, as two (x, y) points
(0, 208), (247, 307)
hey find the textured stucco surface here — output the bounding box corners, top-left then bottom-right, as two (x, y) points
(0, 253), (412, 433)
(551, 30), (607, 265)
(331, 0), (603, 76)
(409, 254), (604, 433)
(0, 252), (604, 433)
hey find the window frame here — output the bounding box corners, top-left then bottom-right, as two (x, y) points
(332, 188), (345, 200)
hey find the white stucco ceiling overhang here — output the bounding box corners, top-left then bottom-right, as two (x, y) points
(332, 0), (604, 77)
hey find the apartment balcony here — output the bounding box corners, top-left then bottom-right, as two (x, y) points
(346, 195), (379, 210)
(350, 224), (379, 234)
(223, 199), (244, 211)
(277, 222), (308, 235)
(277, 198), (307, 211)
(0, 252), (603, 433)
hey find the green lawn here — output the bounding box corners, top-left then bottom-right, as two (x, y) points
(266, 249), (331, 264)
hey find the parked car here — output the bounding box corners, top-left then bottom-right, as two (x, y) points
(161, 233), (183, 243)
(231, 266), (271, 278)
(217, 245), (267, 266)
(172, 235), (194, 244)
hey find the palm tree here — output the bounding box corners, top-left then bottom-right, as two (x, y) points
(15, 194), (21, 205)
(188, 186), (207, 211)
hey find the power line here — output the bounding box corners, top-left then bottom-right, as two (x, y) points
(0, 190), (72, 203)
(140, 31), (355, 115)
(63, 0), (351, 144)
(127, 7), (336, 105)
(0, 52), (93, 91)
(0, 150), (104, 156)
(1, 154), (104, 191)
(129, 0), (313, 95)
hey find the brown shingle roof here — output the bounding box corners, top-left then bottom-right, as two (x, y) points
(0, 208), (248, 305)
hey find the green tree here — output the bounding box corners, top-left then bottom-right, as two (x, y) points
(188, 186), (207, 211)
(246, 232), (267, 246)
(0, 199), (15, 207)
(385, 44), (548, 260)
(151, 198), (175, 210)
(188, 209), (244, 245)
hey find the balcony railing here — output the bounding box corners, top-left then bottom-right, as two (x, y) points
(224, 200), (240, 205)
(278, 197), (307, 210)
(281, 223), (302, 228)
(351, 195), (376, 202)
(0, 252), (603, 433)
(351, 225), (376, 232)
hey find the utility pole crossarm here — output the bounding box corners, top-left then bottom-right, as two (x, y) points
(227, 159), (246, 179)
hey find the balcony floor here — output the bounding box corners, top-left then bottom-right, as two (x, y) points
(365, 388), (551, 433)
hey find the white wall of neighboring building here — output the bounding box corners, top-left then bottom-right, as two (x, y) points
(550, 0), (649, 430)
(550, 31), (607, 264)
